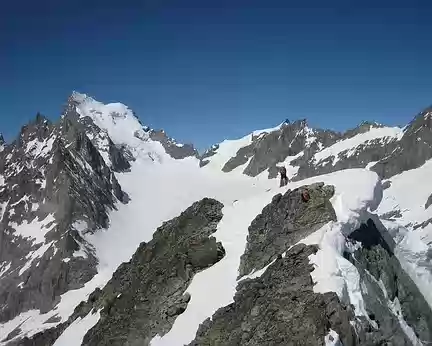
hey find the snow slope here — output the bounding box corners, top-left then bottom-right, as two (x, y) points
(151, 169), (382, 346)
(0, 150), (388, 346)
(0, 153), (270, 344)
(377, 158), (432, 309)
(71, 92), (168, 163)
(314, 126), (403, 165)
(201, 134), (253, 171)
(71, 92), (146, 147)
(2, 94), (430, 345)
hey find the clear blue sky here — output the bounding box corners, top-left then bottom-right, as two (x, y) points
(2, 0), (432, 150)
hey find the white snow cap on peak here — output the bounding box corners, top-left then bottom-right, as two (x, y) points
(70, 91), (94, 104)
(71, 91), (149, 147)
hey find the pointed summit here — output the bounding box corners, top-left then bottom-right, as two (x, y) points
(69, 90), (93, 104)
(405, 105), (432, 136)
(342, 120), (385, 139)
(371, 105), (432, 178)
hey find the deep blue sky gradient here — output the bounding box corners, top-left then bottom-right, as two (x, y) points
(2, 0), (432, 150)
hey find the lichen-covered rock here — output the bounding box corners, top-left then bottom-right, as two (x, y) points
(16, 198), (225, 346)
(190, 244), (357, 346)
(78, 198), (225, 346)
(238, 182), (336, 277)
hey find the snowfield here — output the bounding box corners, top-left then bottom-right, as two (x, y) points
(377, 158), (432, 310)
(151, 169), (382, 345)
(2, 98), (431, 346)
(0, 147), (385, 346)
(313, 126), (403, 165)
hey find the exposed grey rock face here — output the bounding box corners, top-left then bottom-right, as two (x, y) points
(149, 129), (198, 159)
(222, 142), (255, 173)
(342, 121), (384, 139)
(16, 198), (225, 346)
(3, 93), (432, 346)
(346, 217), (432, 344)
(81, 198), (224, 346)
(379, 209), (403, 220)
(201, 118), (408, 183)
(289, 121), (402, 181)
(200, 107), (432, 184)
(221, 120), (341, 178)
(293, 136), (398, 181)
(190, 244), (357, 346)
(243, 120), (340, 178)
(425, 193), (432, 209)
(238, 182), (336, 277)
(63, 95), (132, 172)
(372, 108), (432, 179)
(199, 144), (219, 167)
(0, 112), (127, 329)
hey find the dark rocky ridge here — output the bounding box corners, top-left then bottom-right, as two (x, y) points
(81, 198), (224, 346)
(14, 198), (224, 346)
(426, 193), (432, 209)
(238, 182), (337, 277)
(63, 94), (132, 173)
(0, 112), (128, 328)
(149, 129), (198, 159)
(371, 109), (432, 179)
(196, 103), (432, 187)
(199, 144), (219, 167)
(292, 136), (398, 181)
(190, 244), (357, 346)
(219, 120), (342, 178)
(244, 121), (340, 178)
(66, 92), (199, 163)
(346, 216), (432, 344)
(341, 121), (384, 139)
(0, 92), (203, 343)
(203, 108), (432, 183)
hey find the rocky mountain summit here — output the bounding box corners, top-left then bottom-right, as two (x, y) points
(1, 92), (432, 346)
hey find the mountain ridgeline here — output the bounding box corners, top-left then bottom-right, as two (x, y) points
(1, 92), (432, 346)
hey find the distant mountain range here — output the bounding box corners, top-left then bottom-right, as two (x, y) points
(1, 92), (432, 345)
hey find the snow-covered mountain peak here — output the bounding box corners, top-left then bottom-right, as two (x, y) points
(70, 92), (147, 148)
(63, 92), (198, 166)
(3, 94), (432, 345)
(69, 91), (95, 104)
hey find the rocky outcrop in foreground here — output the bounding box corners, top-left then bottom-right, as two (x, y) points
(190, 243), (356, 346)
(238, 182), (336, 277)
(17, 198), (224, 346)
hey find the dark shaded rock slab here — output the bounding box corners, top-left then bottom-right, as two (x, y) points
(190, 244), (357, 346)
(238, 182), (336, 277)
